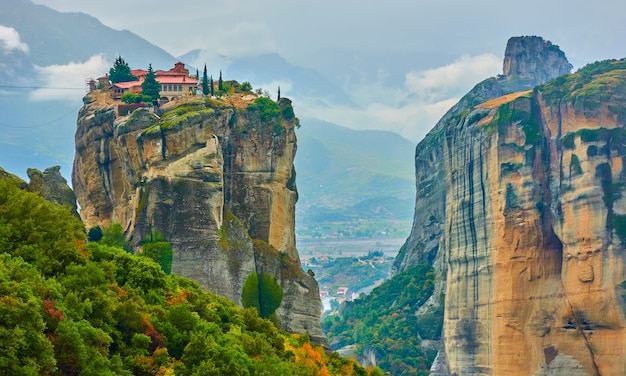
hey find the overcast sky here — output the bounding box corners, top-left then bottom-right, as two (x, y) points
(27, 0), (626, 141)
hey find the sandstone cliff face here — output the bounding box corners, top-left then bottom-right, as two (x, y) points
(394, 36), (571, 275)
(72, 94), (323, 343)
(399, 38), (626, 375)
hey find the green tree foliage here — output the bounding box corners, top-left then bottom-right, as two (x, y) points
(100, 222), (132, 252)
(0, 255), (57, 374)
(218, 70), (223, 91)
(202, 64), (209, 96)
(141, 230), (172, 274)
(88, 225), (103, 242)
(0, 179), (373, 375)
(210, 75), (214, 96)
(324, 264), (442, 375)
(241, 272), (283, 319)
(240, 81), (252, 93)
(109, 55), (137, 84)
(120, 92), (152, 104)
(141, 64), (160, 101)
(247, 97), (281, 122)
(0, 179), (84, 276)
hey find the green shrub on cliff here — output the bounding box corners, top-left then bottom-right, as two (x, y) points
(247, 97), (281, 122)
(241, 272), (284, 320)
(141, 230), (173, 274)
(538, 58), (626, 108)
(121, 92), (150, 104)
(0, 178), (372, 375)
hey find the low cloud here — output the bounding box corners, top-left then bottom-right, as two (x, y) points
(31, 54), (110, 101)
(404, 53), (501, 102)
(0, 25), (29, 52)
(299, 97), (458, 143)
(299, 53), (502, 142)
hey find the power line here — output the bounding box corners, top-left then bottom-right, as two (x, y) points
(0, 84), (85, 90)
(0, 107), (80, 128)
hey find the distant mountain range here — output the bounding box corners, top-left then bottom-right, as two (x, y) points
(0, 0), (177, 69)
(0, 0), (415, 227)
(295, 118), (415, 222)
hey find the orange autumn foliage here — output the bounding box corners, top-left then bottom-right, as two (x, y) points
(142, 315), (165, 348)
(42, 298), (64, 323)
(165, 288), (191, 306)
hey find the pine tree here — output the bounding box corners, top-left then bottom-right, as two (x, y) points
(202, 64), (209, 96)
(141, 64), (160, 101)
(218, 70), (223, 91)
(109, 56), (137, 83)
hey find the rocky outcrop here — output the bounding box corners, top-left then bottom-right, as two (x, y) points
(397, 37), (626, 374)
(72, 94), (324, 343)
(502, 36), (572, 88)
(0, 166), (78, 218)
(26, 166), (79, 218)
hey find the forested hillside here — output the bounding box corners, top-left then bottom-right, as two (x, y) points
(0, 177), (381, 375)
(323, 265), (443, 376)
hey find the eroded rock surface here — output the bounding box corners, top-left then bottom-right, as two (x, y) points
(396, 37), (626, 374)
(72, 94), (324, 343)
(25, 166), (78, 216)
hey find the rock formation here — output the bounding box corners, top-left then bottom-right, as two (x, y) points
(0, 166), (78, 217)
(396, 37), (626, 374)
(26, 166), (79, 218)
(502, 36), (572, 89)
(72, 93), (324, 344)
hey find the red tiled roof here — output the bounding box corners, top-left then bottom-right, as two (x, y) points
(112, 81), (141, 89)
(156, 76), (198, 84)
(157, 72), (188, 77)
(131, 69), (148, 76)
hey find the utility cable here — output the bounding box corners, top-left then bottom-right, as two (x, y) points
(0, 107), (80, 128)
(0, 85), (85, 90)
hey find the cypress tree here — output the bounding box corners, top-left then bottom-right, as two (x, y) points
(277, 86), (281, 101)
(218, 70), (223, 91)
(210, 75), (214, 96)
(202, 64), (209, 96)
(109, 55), (137, 83)
(141, 64), (160, 101)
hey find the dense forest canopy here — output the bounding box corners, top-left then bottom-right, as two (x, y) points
(0, 177), (383, 375)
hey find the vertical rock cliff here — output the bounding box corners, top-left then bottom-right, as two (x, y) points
(398, 37), (626, 375)
(72, 94), (324, 343)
